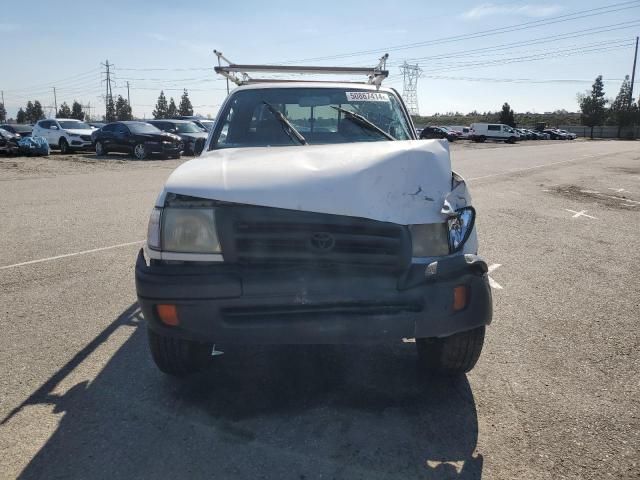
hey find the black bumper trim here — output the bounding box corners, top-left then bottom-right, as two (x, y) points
(135, 249), (492, 344)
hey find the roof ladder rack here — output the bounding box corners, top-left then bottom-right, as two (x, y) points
(213, 50), (389, 88)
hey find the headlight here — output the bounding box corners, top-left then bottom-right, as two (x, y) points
(162, 207), (221, 253)
(409, 223), (449, 257)
(147, 207), (162, 250)
(447, 207), (475, 252)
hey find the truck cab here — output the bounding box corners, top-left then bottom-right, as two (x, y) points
(135, 57), (492, 377)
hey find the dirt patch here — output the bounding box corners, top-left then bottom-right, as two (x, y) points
(608, 165), (640, 175)
(549, 184), (639, 210)
(0, 153), (186, 181)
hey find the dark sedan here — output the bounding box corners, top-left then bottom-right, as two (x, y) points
(174, 115), (214, 132)
(92, 121), (182, 160)
(0, 128), (20, 155)
(419, 126), (457, 142)
(0, 124), (33, 138)
(147, 119), (208, 155)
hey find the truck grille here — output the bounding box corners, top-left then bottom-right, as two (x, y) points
(219, 206), (409, 268)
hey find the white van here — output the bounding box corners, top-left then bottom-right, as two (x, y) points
(470, 123), (519, 143)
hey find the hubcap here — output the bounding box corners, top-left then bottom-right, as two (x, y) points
(96, 142), (103, 155)
(135, 144), (145, 159)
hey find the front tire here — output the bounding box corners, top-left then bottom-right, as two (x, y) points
(95, 141), (107, 156)
(59, 138), (70, 154)
(416, 326), (485, 376)
(133, 143), (147, 160)
(147, 328), (212, 377)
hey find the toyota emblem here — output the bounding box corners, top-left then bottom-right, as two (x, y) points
(309, 232), (335, 252)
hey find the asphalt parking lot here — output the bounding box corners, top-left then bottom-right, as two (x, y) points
(1, 140), (638, 479)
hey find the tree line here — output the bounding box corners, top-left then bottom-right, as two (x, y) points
(152, 89), (193, 119)
(413, 76), (639, 139)
(2, 88), (194, 125)
(578, 75), (639, 138)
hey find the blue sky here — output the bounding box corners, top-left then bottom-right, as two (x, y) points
(1, 0), (638, 120)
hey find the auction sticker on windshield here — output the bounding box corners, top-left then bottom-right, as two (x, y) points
(346, 92), (389, 102)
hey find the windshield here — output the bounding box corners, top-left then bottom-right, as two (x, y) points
(5, 125), (32, 132)
(128, 122), (162, 134)
(211, 88), (412, 149)
(175, 122), (203, 134)
(58, 121), (90, 130)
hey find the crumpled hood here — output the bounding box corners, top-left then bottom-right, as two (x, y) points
(161, 140), (458, 225)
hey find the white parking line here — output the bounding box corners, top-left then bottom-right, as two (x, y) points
(488, 264), (503, 290)
(565, 209), (597, 219)
(0, 241), (144, 270)
(467, 157), (591, 182)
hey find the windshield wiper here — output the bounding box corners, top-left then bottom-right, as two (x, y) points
(262, 101), (307, 145)
(331, 106), (396, 141)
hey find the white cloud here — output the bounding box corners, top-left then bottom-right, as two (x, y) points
(462, 3), (562, 19)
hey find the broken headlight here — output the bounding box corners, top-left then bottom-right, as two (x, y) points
(409, 223), (450, 257)
(447, 207), (475, 252)
(162, 208), (221, 253)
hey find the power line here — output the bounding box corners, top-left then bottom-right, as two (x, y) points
(420, 75), (626, 84)
(385, 20), (640, 66)
(280, 1), (640, 63)
(415, 39), (636, 74)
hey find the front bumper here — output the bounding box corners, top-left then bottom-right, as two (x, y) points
(145, 142), (181, 155)
(135, 250), (492, 344)
(68, 139), (93, 150)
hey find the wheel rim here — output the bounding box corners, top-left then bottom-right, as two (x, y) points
(96, 142), (103, 155)
(134, 144), (145, 159)
(60, 141), (67, 153)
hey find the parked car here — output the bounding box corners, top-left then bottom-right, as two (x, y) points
(514, 128), (533, 140)
(0, 124), (33, 138)
(557, 129), (576, 140)
(420, 126), (457, 141)
(0, 128), (20, 155)
(92, 121), (182, 160)
(147, 119), (208, 155)
(469, 123), (519, 143)
(32, 118), (94, 153)
(174, 116), (214, 132)
(543, 129), (568, 140)
(447, 125), (472, 138)
(440, 126), (463, 138)
(136, 76), (492, 378)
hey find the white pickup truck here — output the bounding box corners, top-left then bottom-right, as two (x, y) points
(135, 59), (492, 378)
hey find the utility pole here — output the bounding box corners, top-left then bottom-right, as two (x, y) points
(630, 36), (638, 105)
(53, 87), (57, 117)
(126, 81), (131, 105)
(101, 59), (113, 119)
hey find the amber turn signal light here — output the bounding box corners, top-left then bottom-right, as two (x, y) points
(157, 304), (179, 326)
(452, 286), (469, 312)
